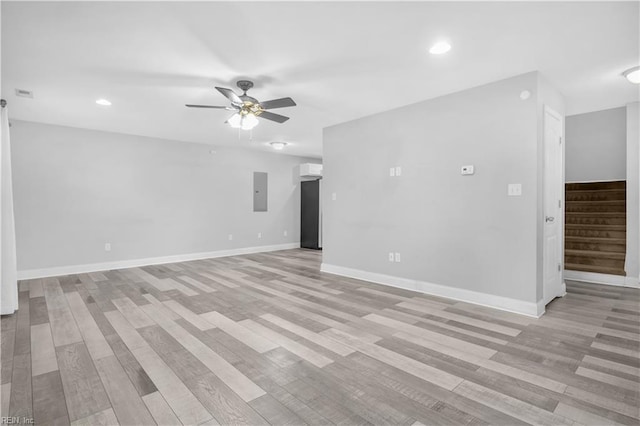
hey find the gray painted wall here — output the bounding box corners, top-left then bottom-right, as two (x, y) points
(11, 120), (314, 271)
(626, 102), (639, 282)
(323, 72), (552, 305)
(565, 107), (626, 182)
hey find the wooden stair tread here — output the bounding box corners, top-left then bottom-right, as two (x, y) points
(565, 223), (625, 230)
(565, 249), (625, 259)
(565, 200), (625, 205)
(565, 236), (625, 244)
(565, 188), (625, 194)
(566, 181), (625, 191)
(565, 263), (626, 276)
(565, 212), (625, 217)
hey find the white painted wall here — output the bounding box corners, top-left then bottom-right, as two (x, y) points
(565, 107), (626, 182)
(11, 120), (315, 274)
(626, 102), (639, 285)
(322, 72), (558, 316)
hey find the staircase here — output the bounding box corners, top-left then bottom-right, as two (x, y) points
(565, 181), (626, 276)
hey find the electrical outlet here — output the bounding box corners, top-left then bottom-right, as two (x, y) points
(284, 230), (288, 237)
(104, 243), (111, 252)
(395, 166), (402, 176)
(388, 252), (395, 262)
(389, 167), (395, 177)
(258, 232), (262, 239)
(508, 183), (522, 196)
(228, 234), (233, 241)
(394, 252), (401, 263)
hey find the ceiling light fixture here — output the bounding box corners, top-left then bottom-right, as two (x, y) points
(270, 142), (287, 150)
(622, 66), (640, 84)
(429, 41), (451, 55)
(95, 99), (112, 106)
(228, 112), (259, 130)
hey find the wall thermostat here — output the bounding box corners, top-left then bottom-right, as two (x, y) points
(461, 165), (475, 175)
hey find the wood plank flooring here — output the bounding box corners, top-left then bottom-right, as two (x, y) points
(1, 249), (639, 425)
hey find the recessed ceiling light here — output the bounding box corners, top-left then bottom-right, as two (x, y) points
(270, 142), (287, 150)
(622, 66), (640, 84)
(429, 41), (451, 55)
(95, 99), (112, 106)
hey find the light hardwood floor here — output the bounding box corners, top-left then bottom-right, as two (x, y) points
(1, 249), (639, 425)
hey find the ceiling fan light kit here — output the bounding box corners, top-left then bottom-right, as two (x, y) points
(228, 111), (259, 130)
(186, 80), (297, 131)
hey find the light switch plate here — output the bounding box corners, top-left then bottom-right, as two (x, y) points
(395, 166), (402, 176)
(388, 252), (395, 262)
(508, 183), (522, 196)
(461, 165), (474, 175)
(331, 192), (337, 201)
(394, 252), (401, 263)
(389, 167), (395, 177)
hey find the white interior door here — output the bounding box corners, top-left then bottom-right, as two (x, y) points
(543, 106), (564, 305)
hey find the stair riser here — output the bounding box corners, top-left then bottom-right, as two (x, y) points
(564, 249), (625, 260)
(564, 256), (625, 268)
(565, 205), (625, 213)
(566, 181), (625, 191)
(566, 193), (625, 202)
(565, 229), (625, 238)
(566, 229), (626, 238)
(565, 242), (625, 253)
(565, 264), (626, 276)
(566, 218), (626, 226)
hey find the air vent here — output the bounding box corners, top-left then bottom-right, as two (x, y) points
(15, 89), (33, 98)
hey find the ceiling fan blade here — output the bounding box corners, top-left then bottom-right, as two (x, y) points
(215, 87), (243, 105)
(259, 111), (290, 123)
(185, 104), (235, 110)
(259, 97), (296, 110)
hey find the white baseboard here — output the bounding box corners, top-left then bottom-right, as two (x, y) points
(564, 270), (640, 288)
(17, 243), (300, 280)
(321, 263), (544, 318)
(560, 281), (567, 297)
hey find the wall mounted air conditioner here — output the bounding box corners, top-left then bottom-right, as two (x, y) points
(299, 163), (323, 178)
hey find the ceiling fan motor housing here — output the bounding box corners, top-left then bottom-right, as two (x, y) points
(237, 80), (254, 93)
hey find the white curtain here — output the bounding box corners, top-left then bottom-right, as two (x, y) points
(1, 104), (18, 315)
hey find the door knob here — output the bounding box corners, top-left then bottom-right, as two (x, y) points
(545, 216), (555, 222)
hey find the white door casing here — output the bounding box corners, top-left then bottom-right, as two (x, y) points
(543, 105), (564, 305)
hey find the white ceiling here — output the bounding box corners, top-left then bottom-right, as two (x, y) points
(2, 1), (639, 158)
